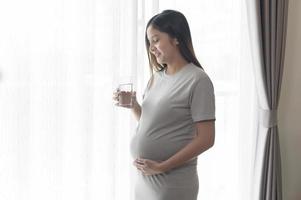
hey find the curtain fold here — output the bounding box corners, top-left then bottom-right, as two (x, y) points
(246, 0), (289, 199)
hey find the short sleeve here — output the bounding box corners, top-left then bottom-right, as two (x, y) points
(190, 76), (215, 122)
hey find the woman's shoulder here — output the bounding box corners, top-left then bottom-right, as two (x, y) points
(186, 64), (215, 93)
(186, 63), (212, 83)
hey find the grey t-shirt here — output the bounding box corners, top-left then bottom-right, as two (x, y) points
(130, 63), (215, 166)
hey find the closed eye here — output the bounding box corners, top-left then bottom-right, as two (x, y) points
(149, 39), (158, 46)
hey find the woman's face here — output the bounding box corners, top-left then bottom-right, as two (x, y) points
(146, 25), (179, 65)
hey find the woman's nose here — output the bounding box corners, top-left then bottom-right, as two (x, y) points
(149, 44), (155, 53)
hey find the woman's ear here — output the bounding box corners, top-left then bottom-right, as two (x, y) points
(174, 39), (179, 45)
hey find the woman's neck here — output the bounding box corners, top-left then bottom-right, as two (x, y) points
(165, 58), (189, 75)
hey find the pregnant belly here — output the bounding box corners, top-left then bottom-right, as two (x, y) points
(130, 133), (190, 161)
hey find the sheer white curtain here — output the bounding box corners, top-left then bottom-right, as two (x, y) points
(0, 0), (143, 199)
(0, 0), (256, 200)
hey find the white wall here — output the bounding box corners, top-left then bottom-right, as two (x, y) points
(279, 0), (301, 199)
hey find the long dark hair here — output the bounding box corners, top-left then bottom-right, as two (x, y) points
(145, 10), (203, 76)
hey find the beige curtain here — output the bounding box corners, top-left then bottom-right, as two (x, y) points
(246, 0), (289, 199)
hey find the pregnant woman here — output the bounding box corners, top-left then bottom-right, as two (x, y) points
(113, 9), (215, 200)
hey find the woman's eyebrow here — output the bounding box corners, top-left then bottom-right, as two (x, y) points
(148, 34), (159, 41)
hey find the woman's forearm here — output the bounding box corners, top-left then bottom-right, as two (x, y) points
(161, 137), (211, 171)
(161, 121), (215, 172)
(131, 101), (141, 121)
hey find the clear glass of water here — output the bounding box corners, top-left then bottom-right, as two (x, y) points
(117, 82), (133, 106)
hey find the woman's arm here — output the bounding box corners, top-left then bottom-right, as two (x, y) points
(134, 120), (215, 175)
(131, 75), (153, 121)
(161, 120), (215, 171)
(130, 98), (141, 121)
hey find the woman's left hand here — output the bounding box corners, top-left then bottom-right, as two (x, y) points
(133, 158), (168, 176)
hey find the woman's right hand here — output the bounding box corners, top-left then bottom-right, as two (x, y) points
(112, 89), (137, 109)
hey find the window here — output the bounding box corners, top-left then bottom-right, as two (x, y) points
(0, 1), (255, 200)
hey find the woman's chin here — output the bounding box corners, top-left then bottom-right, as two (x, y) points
(156, 57), (164, 64)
